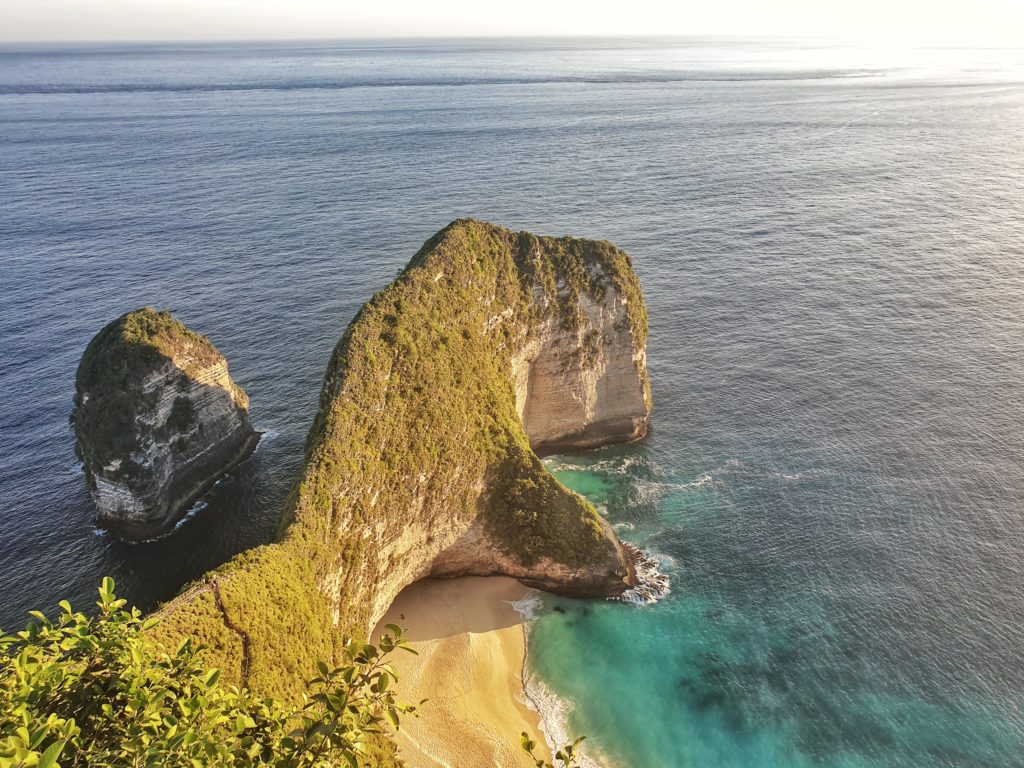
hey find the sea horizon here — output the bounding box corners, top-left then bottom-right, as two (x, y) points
(2, 36), (1023, 767)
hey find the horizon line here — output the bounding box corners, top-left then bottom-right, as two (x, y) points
(1, 33), (1019, 50)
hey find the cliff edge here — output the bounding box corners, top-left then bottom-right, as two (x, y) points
(151, 220), (652, 701)
(73, 308), (259, 540)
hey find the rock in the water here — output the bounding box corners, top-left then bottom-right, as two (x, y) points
(152, 220), (652, 697)
(72, 308), (259, 540)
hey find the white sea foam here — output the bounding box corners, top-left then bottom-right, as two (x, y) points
(522, 670), (607, 768)
(254, 430), (278, 450)
(543, 455), (640, 476)
(174, 499), (208, 529)
(513, 593), (609, 768)
(510, 591), (545, 622)
(686, 472), (714, 488)
(654, 551), (679, 570)
(125, 499), (210, 544)
(614, 544), (671, 605)
(630, 458), (745, 506)
(767, 468), (836, 482)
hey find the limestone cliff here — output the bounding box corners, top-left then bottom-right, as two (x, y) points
(73, 308), (259, 540)
(152, 220), (652, 703)
(511, 232), (651, 453)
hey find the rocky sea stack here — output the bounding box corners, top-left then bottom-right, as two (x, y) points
(73, 308), (259, 540)
(151, 220), (652, 710)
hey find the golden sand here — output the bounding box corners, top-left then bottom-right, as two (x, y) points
(373, 576), (550, 768)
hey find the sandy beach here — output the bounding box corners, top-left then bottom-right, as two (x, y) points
(373, 576), (551, 768)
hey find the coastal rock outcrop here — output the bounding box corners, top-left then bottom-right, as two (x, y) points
(512, 254), (650, 454)
(153, 220), (652, 700)
(73, 308), (259, 540)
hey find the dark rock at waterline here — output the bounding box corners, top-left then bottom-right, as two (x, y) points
(72, 308), (258, 540)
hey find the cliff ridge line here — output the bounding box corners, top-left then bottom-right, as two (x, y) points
(151, 220), (653, 702)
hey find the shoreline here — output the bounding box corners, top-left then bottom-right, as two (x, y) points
(515, 593), (609, 768)
(373, 576), (553, 768)
(373, 569), (661, 768)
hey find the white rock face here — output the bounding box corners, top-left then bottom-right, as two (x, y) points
(513, 273), (652, 453)
(75, 315), (259, 540)
(429, 514), (636, 595)
(99, 359), (254, 536)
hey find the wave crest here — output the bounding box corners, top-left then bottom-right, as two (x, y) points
(615, 543), (671, 605)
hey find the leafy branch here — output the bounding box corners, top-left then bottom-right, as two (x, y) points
(0, 579), (417, 768)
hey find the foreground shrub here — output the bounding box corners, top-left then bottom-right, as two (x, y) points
(521, 732), (584, 767)
(0, 579), (417, 768)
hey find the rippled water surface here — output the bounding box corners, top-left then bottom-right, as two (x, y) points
(2, 38), (1024, 767)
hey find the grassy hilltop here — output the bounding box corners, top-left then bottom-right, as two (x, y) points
(148, 220), (650, 753)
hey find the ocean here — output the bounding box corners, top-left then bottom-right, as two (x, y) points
(2, 38), (1023, 767)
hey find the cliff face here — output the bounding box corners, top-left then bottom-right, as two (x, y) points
(512, 257), (651, 454)
(73, 309), (259, 540)
(152, 220), (652, 700)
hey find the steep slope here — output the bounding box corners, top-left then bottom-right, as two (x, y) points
(151, 220), (652, 704)
(73, 308), (259, 540)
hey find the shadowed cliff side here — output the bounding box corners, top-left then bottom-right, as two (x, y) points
(73, 309), (259, 540)
(150, 220), (652, 708)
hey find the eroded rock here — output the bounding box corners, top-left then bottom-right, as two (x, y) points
(152, 221), (653, 697)
(73, 308), (259, 540)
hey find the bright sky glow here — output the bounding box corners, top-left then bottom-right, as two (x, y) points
(2, 0), (1023, 45)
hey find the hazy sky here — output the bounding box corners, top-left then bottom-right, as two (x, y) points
(2, 0), (1023, 44)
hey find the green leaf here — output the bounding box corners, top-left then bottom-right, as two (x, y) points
(129, 644), (145, 665)
(38, 740), (65, 768)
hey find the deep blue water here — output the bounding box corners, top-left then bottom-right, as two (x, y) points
(2, 38), (1024, 767)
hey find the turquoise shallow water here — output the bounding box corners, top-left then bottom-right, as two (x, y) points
(529, 436), (1024, 768)
(531, 454), (1024, 767)
(2, 38), (1024, 767)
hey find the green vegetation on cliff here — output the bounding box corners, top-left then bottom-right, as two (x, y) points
(73, 308), (224, 481)
(0, 580), (417, 768)
(150, 220), (649, 730)
(1, 581), (593, 768)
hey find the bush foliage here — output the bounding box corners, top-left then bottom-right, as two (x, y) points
(521, 732), (584, 768)
(0, 580), (417, 768)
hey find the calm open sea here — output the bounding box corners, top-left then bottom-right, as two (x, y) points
(2, 38), (1023, 767)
